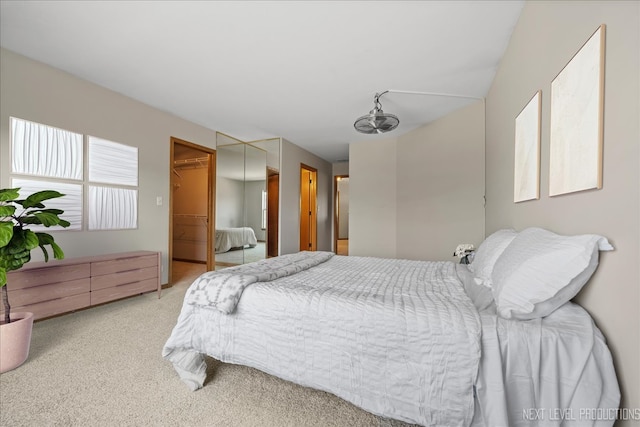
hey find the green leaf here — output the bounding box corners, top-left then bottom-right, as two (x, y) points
(23, 230), (39, 250)
(8, 249), (29, 259)
(50, 241), (65, 260)
(9, 256), (28, 268)
(21, 212), (69, 228)
(0, 222), (13, 247)
(19, 216), (43, 225)
(32, 212), (62, 227)
(7, 228), (26, 253)
(20, 190), (65, 208)
(38, 208), (65, 215)
(39, 245), (50, 262)
(0, 205), (16, 217)
(0, 267), (6, 286)
(36, 232), (54, 245)
(0, 188), (20, 202)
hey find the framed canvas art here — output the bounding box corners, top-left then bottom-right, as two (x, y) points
(514, 90), (541, 203)
(549, 25), (605, 196)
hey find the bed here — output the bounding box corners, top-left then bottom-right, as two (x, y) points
(163, 227), (620, 427)
(215, 226), (258, 253)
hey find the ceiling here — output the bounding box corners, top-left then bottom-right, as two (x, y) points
(0, 1), (524, 163)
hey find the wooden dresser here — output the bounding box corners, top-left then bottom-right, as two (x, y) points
(1, 251), (161, 320)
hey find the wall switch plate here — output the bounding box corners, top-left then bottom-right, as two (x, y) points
(156, 196), (163, 206)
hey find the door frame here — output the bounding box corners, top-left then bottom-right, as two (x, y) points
(169, 137), (216, 284)
(300, 163), (317, 251)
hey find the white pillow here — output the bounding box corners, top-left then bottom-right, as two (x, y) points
(491, 227), (613, 320)
(469, 229), (518, 287)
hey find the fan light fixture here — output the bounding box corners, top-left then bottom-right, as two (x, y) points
(353, 92), (399, 134)
(353, 89), (484, 135)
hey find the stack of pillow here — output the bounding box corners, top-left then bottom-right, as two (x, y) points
(468, 227), (613, 319)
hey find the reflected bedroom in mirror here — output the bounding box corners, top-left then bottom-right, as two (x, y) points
(215, 133), (280, 269)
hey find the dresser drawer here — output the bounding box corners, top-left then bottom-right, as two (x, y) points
(7, 264), (91, 290)
(90, 266), (158, 291)
(90, 278), (158, 306)
(8, 278), (90, 306)
(1, 293), (90, 321)
(91, 254), (158, 277)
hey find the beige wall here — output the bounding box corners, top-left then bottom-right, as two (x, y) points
(396, 101), (485, 261)
(349, 137), (398, 258)
(279, 138), (333, 255)
(0, 48), (217, 283)
(349, 101), (485, 261)
(485, 0), (640, 417)
(332, 161), (349, 177)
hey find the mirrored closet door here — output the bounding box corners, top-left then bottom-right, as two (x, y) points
(215, 133), (280, 267)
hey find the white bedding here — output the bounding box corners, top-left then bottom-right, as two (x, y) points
(215, 227), (257, 253)
(164, 252), (482, 426)
(163, 253), (620, 427)
(456, 266), (620, 427)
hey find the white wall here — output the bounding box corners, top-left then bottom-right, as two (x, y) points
(349, 101), (485, 261)
(215, 177), (244, 228)
(396, 101), (485, 261)
(0, 48), (217, 284)
(485, 1), (639, 418)
(349, 137), (398, 258)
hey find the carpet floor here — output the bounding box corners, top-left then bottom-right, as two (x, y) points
(0, 261), (414, 427)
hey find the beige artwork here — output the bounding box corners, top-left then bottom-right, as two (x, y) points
(549, 25), (605, 196)
(514, 90), (541, 203)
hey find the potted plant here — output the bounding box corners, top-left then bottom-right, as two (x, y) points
(0, 188), (69, 373)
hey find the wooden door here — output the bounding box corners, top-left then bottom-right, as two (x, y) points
(267, 170), (279, 257)
(300, 164), (317, 251)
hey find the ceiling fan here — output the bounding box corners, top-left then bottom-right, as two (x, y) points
(353, 90), (484, 134)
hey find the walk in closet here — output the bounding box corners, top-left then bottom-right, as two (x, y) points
(172, 149), (210, 263)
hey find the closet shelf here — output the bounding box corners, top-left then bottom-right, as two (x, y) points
(174, 157), (209, 169)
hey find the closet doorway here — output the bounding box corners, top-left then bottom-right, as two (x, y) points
(169, 137), (216, 285)
(300, 164), (317, 251)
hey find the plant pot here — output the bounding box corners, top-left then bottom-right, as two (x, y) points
(0, 312), (34, 373)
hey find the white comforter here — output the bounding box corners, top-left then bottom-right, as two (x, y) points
(163, 252), (482, 426)
(215, 227), (257, 253)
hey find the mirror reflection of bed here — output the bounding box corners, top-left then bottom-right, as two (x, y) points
(215, 133), (279, 269)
